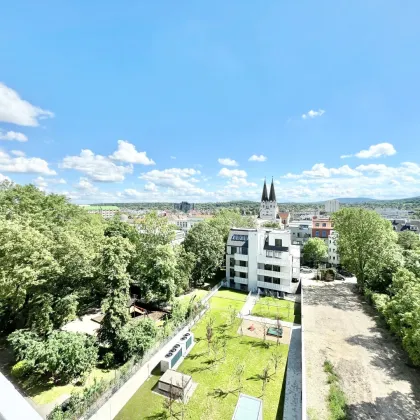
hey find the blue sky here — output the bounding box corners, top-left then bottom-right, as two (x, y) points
(1, 1), (420, 203)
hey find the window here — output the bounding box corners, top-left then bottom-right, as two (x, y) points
(264, 264), (272, 271)
(273, 265), (280, 272)
(274, 251), (282, 258)
(315, 231), (319, 237)
(275, 239), (282, 247)
(231, 246), (237, 254)
(230, 257), (235, 267)
(239, 261), (247, 267)
(333, 256), (335, 260)
(231, 234), (248, 241)
(322, 231), (327, 238)
(315, 223), (320, 227)
(273, 278), (280, 285)
(240, 284), (247, 291)
(264, 276), (272, 283)
(266, 250), (273, 258)
(322, 223), (327, 227)
(230, 269), (235, 278)
(239, 272), (247, 279)
(297, 233), (301, 238)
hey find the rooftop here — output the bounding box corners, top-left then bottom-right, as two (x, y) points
(232, 394), (263, 420)
(85, 205), (119, 211)
(159, 370), (192, 388)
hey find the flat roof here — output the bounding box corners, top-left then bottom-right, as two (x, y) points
(232, 394), (262, 420)
(159, 370), (192, 388)
(85, 205), (119, 210)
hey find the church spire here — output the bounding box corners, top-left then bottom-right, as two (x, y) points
(261, 178), (269, 201)
(269, 177), (276, 202)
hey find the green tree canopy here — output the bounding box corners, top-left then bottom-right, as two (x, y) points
(303, 238), (328, 266)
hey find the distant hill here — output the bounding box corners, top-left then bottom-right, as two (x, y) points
(335, 197), (378, 204)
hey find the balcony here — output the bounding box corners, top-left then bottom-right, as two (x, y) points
(234, 253), (248, 262)
(259, 254), (289, 264)
(234, 265), (248, 273)
(257, 281), (291, 293)
(234, 276), (248, 285)
(257, 269), (289, 279)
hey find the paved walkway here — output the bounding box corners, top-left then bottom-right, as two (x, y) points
(239, 292), (258, 316)
(241, 314), (299, 329)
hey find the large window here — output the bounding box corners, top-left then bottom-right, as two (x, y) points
(315, 223), (320, 227)
(266, 250), (273, 258)
(315, 231), (319, 237)
(239, 272), (247, 279)
(322, 223), (327, 227)
(264, 276), (272, 283)
(322, 230), (327, 238)
(231, 246), (237, 254)
(264, 264), (272, 271)
(273, 265), (280, 272)
(275, 239), (282, 247)
(273, 278), (280, 285)
(231, 234), (248, 241)
(239, 261), (247, 267)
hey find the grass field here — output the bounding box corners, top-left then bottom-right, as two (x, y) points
(251, 297), (301, 324)
(116, 288), (288, 420)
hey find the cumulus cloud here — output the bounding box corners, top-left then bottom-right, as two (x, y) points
(140, 168), (204, 195)
(33, 176), (66, 189)
(144, 182), (158, 191)
(61, 149), (132, 182)
(218, 168), (247, 178)
(341, 143), (397, 159)
(218, 158), (239, 166)
(248, 154), (267, 162)
(227, 176), (257, 188)
(302, 109), (325, 119)
(0, 82), (54, 126)
(10, 150), (25, 157)
(0, 130), (28, 142)
(74, 177), (98, 192)
(283, 163), (361, 179)
(0, 150), (56, 175)
(109, 140), (155, 165)
(0, 173), (10, 182)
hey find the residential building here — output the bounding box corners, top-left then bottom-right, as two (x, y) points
(328, 230), (340, 266)
(325, 199), (340, 213)
(279, 212), (291, 227)
(375, 208), (412, 219)
(84, 205), (119, 219)
(172, 217), (204, 233)
(259, 178), (278, 221)
(312, 216), (333, 243)
(174, 201), (195, 213)
(172, 230), (186, 245)
(289, 221), (312, 249)
(225, 228), (300, 294)
(391, 219), (420, 235)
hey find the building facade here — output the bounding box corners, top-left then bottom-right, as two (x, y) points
(225, 228), (300, 294)
(328, 230), (340, 266)
(312, 216), (333, 243)
(172, 217), (203, 233)
(324, 199), (340, 213)
(289, 221), (312, 249)
(174, 201), (195, 213)
(259, 178), (278, 221)
(84, 205), (119, 219)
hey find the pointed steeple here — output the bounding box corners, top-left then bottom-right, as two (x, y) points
(269, 177), (276, 202)
(261, 178), (269, 201)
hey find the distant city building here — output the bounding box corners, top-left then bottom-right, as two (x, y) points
(376, 208), (411, 220)
(312, 216), (333, 243)
(84, 205), (119, 219)
(172, 230), (186, 245)
(279, 212), (291, 227)
(390, 219), (420, 235)
(325, 199), (340, 213)
(174, 201), (195, 213)
(225, 228), (300, 294)
(328, 230), (340, 266)
(171, 217), (204, 233)
(259, 178), (278, 221)
(289, 221), (312, 249)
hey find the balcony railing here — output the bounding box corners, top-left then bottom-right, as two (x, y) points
(257, 281), (290, 292)
(234, 276), (248, 285)
(234, 265), (248, 273)
(257, 269), (289, 279)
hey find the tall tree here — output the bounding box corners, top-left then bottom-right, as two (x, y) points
(303, 238), (328, 267)
(333, 208), (398, 289)
(398, 231), (420, 251)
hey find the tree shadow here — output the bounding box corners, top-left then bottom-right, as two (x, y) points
(145, 410), (169, 420)
(347, 390), (420, 420)
(186, 351), (206, 360)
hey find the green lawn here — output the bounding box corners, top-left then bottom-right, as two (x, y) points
(177, 289), (208, 306)
(251, 297), (301, 324)
(116, 289), (288, 420)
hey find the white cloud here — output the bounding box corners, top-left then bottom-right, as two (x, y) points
(61, 149), (133, 182)
(75, 177), (97, 192)
(342, 143), (397, 159)
(0, 82), (54, 126)
(0, 173), (10, 182)
(218, 158), (239, 166)
(10, 150), (25, 157)
(227, 176), (257, 188)
(283, 163), (362, 179)
(0, 131), (28, 142)
(33, 176), (66, 190)
(248, 154), (267, 162)
(0, 150), (56, 175)
(140, 168), (204, 195)
(302, 109), (325, 119)
(109, 140), (155, 165)
(218, 168), (247, 178)
(144, 182), (158, 192)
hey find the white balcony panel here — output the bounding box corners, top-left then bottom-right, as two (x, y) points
(257, 281), (291, 293)
(258, 255), (289, 265)
(257, 269), (289, 280)
(234, 265), (248, 273)
(234, 276), (248, 285)
(234, 253), (249, 262)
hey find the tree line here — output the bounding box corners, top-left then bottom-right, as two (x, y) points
(332, 208), (420, 365)
(0, 181), (255, 386)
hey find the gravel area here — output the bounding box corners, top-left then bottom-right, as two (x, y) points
(303, 280), (420, 420)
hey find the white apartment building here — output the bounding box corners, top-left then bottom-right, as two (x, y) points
(325, 199), (340, 213)
(289, 221), (312, 248)
(225, 228), (300, 295)
(172, 217), (204, 233)
(83, 205), (119, 219)
(376, 208), (411, 220)
(328, 230), (340, 266)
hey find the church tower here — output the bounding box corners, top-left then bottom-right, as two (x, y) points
(259, 178), (278, 221)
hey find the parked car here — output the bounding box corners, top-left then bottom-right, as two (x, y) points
(338, 269), (353, 277)
(300, 267), (312, 273)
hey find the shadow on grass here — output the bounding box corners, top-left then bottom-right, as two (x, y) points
(239, 340), (272, 349)
(145, 410), (169, 420)
(186, 351), (206, 360)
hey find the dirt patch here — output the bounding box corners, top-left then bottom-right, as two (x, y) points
(303, 280), (420, 420)
(238, 319), (291, 345)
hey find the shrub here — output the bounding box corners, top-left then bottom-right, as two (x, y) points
(11, 360), (31, 379)
(102, 352), (115, 369)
